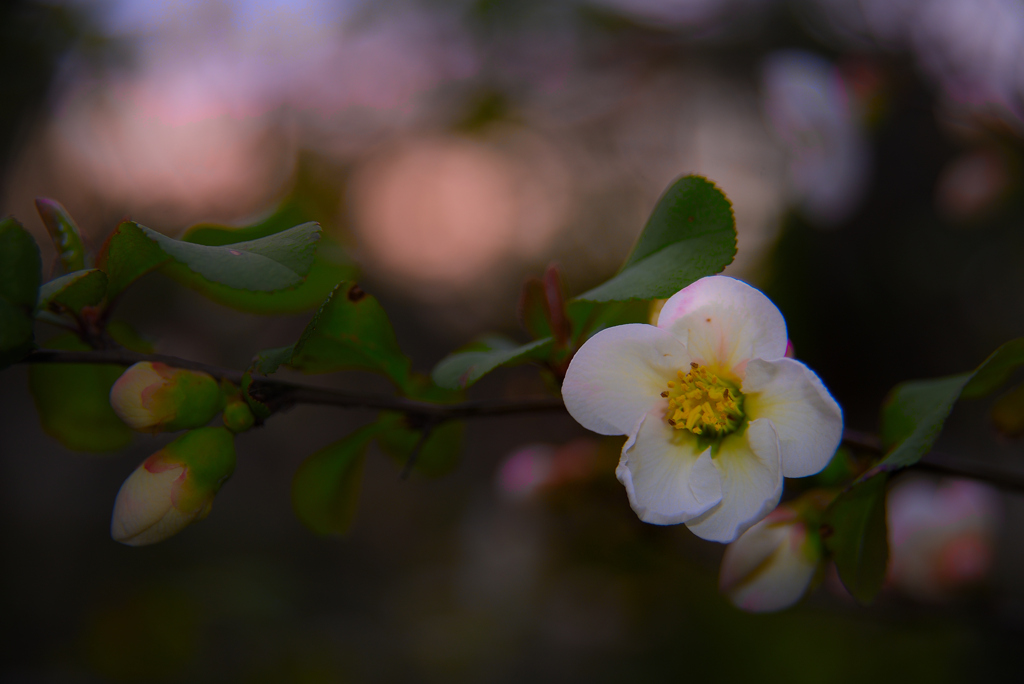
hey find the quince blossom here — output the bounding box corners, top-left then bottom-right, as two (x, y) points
(562, 276), (842, 542)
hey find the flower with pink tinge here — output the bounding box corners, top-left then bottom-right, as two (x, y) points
(562, 275), (843, 542)
(110, 361), (224, 433)
(111, 427), (236, 546)
(887, 476), (999, 601)
(719, 503), (821, 612)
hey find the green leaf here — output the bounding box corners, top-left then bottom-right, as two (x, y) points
(106, 320), (155, 355)
(877, 338), (1024, 472)
(291, 423), (381, 536)
(181, 201), (314, 245)
(823, 473), (889, 604)
(376, 413), (465, 477)
(431, 336), (553, 390)
(161, 240), (356, 314)
(29, 333), (134, 452)
(251, 345), (296, 376)
(992, 382), (1024, 438)
(577, 176), (736, 302)
(566, 299), (650, 346)
(0, 300), (34, 369)
(519, 276), (553, 340)
(97, 221), (169, 299)
(962, 338), (1024, 398)
(285, 283), (411, 387)
(240, 370), (271, 421)
(37, 269), (108, 314)
(161, 207), (355, 313)
(138, 222), (321, 292)
(35, 198), (87, 272)
(0, 217), (42, 367)
(442, 299), (649, 391)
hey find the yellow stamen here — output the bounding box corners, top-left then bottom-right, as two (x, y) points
(661, 363), (745, 437)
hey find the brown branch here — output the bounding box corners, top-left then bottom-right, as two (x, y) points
(19, 348), (566, 422)
(842, 428), (1024, 494)
(24, 348), (245, 382)
(399, 421), (437, 480)
(18, 349), (1024, 493)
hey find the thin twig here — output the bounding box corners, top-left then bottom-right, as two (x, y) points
(912, 456), (1024, 493)
(399, 422), (436, 480)
(25, 348), (247, 383)
(18, 349), (1024, 492)
(19, 348), (566, 422)
(842, 428), (1024, 495)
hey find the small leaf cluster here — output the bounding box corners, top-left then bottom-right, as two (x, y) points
(0, 195), (350, 538)
(431, 175), (738, 391)
(6, 171), (1021, 614)
(3, 197), (351, 450)
(813, 339), (1024, 605)
(249, 175), (739, 536)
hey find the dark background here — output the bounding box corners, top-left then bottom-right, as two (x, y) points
(3, 0), (1024, 681)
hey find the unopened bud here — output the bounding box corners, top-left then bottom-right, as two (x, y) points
(111, 427), (236, 546)
(222, 399), (255, 433)
(110, 362), (224, 432)
(719, 504), (821, 613)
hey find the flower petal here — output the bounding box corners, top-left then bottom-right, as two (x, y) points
(616, 409), (723, 525)
(657, 276), (787, 373)
(562, 323), (691, 436)
(718, 505), (799, 591)
(742, 357), (843, 478)
(721, 514), (819, 613)
(111, 464), (183, 544)
(118, 507), (201, 546)
(685, 418), (783, 542)
(110, 361), (165, 430)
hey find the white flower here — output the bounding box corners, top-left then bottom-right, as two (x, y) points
(719, 503), (821, 612)
(562, 275), (843, 542)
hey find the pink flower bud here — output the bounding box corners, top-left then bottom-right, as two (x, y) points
(111, 427), (236, 546)
(719, 504), (821, 612)
(110, 362), (224, 432)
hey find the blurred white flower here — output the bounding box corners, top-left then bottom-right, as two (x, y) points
(887, 476), (1000, 601)
(811, 0), (1024, 127)
(761, 50), (870, 226)
(496, 439), (601, 500)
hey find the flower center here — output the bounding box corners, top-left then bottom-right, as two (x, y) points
(662, 362), (745, 437)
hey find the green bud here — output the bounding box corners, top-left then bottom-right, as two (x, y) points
(110, 362), (225, 432)
(222, 399), (255, 434)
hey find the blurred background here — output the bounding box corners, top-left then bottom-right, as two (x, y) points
(3, 0), (1024, 681)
